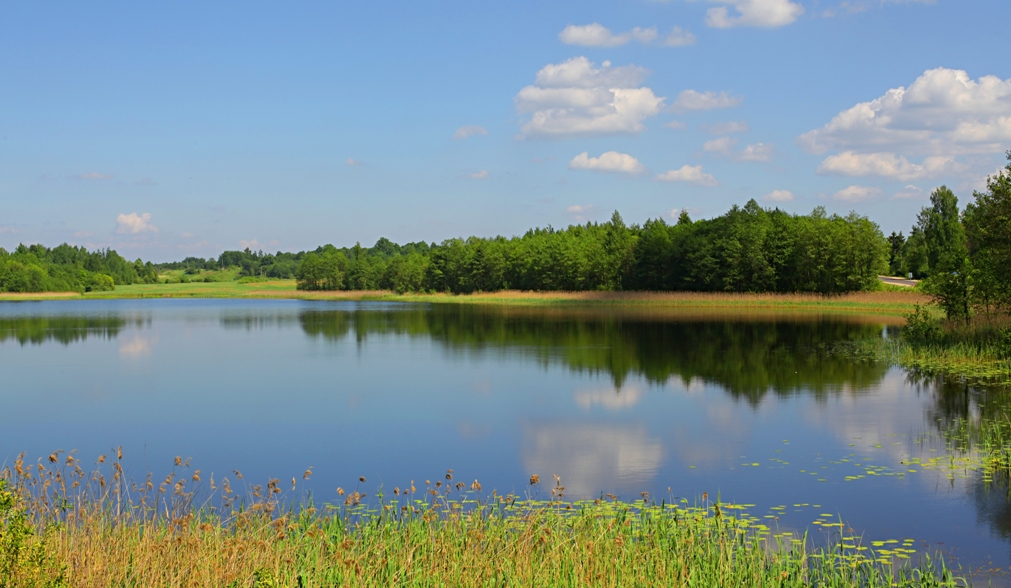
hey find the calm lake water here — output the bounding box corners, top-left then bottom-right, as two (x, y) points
(1, 299), (1009, 579)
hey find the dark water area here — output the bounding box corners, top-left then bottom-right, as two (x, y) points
(1, 299), (1009, 580)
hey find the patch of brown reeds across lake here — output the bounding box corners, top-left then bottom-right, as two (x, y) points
(0, 291), (81, 300)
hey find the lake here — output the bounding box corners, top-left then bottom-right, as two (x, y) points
(1, 299), (1008, 580)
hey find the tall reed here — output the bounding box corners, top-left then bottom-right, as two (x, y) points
(1, 452), (965, 587)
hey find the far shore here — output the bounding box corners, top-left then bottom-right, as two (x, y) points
(0, 280), (930, 319)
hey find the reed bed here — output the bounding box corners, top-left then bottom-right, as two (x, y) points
(1, 453), (965, 588)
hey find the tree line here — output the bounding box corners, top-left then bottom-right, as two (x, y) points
(0, 243), (158, 293)
(295, 201), (889, 294)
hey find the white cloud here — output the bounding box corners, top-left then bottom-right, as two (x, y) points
(764, 189), (795, 202)
(115, 212), (157, 235)
(831, 185), (881, 202)
(739, 142), (775, 162)
(704, 137), (775, 162)
(569, 151), (646, 175)
(664, 120), (687, 130)
(662, 26), (697, 46)
(706, 0), (805, 28)
(559, 23), (628, 47)
(76, 172), (114, 180)
(656, 165), (718, 186)
(566, 204), (595, 214)
(73, 230), (94, 238)
(708, 120), (749, 134)
(453, 125), (488, 140)
(469, 170), (491, 180)
(703, 136), (738, 155)
(0, 226), (21, 235)
(893, 185), (926, 200)
(515, 57), (665, 138)
(800, 68), (1011, 162)
(816, 151), (956, 181)
(239, 239), (264, 250)
(559, 23), (693, 47)
(671, 90), (742, 112)
(345, 158), (363, 166)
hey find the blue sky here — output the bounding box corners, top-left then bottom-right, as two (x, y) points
(1, 0), (1009, 261)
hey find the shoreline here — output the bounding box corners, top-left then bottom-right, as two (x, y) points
(0, 282), (930, 318)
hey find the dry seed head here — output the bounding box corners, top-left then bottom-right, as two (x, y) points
(303, 468), (313, 480)
(174, 456), (182, 467)
(117, 446), (123, 460)
(233, 469), (243, 479)
(446, 469), (453, 481)
(359, 476), (366, 483)
(292, 477), (296, 491)
(337, 487), (345, 496)
(394, 487), (400, 495)
(530, 474), (540, 486)
(470, 480), (482, 492)
(192, 470), (201, 482)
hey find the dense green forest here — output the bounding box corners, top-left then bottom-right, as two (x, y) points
(0, 243), (158, 293)
(294, 202), (889, 294)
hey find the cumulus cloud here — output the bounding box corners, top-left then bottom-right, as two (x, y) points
(708, 121), (749, 134)
(566, 204), (598, 222)
(662, 26), (697, 46)
(704, 137), (775, 162)
(345, 158), (363, 166)
(515, 57), (665, 138)
(739, 142), (775, 162)
(453, 125), (488, 140)
(671, 90), (742, 112)
(706, 0), (805, 28)
(799, 68), (1011, 165)
(893, 185), (926, 200)
(656, 165), (718, 186)
(115, 213), (157, 235)
(559, 23), (657, 46)
(569, 151), (646, 175)
(469, 170), (491, 180)
(764, 189), (795, 202)
(558, 23), (694, 47)
(816, 151), (957, 181)
(76, 172), (114, 180)
(831, 185), (881, 202)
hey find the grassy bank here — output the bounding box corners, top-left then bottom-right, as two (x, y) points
(898, 313), (1011, 383)
(0, 280), (930, 317)
(1, 458), (961, 588)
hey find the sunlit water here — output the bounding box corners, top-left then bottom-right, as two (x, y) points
(1, 299), (1008, 580)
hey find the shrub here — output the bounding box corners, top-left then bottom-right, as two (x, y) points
(902, 305), (944, 345)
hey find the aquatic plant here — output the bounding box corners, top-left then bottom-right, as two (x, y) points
(0, 451), (967, 587)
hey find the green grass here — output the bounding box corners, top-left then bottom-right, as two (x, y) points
(1, 456), (964, 588)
